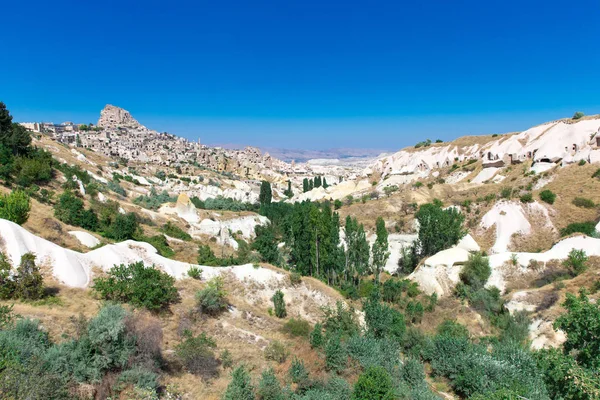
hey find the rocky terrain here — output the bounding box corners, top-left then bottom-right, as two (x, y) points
(3, 102), (600, 399)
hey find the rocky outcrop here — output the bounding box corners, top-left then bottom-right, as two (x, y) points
(97, 104), (145, 130)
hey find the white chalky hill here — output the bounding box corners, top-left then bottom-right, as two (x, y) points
(369, 117), (600, 180)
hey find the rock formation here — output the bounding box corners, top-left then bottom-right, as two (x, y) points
(97, 104), (145, 130)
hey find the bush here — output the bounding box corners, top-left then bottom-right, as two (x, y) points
(572, 197), (595, 208)
(519, 193), (533, 203)
(573, 111), (585, 119)
(12, 151), (54, 187)
(196, 277), (228, 316)
(117, 366), (159, 391)
(309, 323), (324, 348)
(187, 266), (202, 280)
(437, 319), (469, 339)
(554, 289), (600, 369)
(289, 357), (310, 390)
(14, 253), (44, 300)
(137, 234), (174, 257)
(107, 180), (126, 196)
(539, 190), (556, 205)
(175, 331), (219, 379)
(133, 188), (176, 210)
(0, 190), (30, 224)
(220, 349), (233, 369)
(93, 261), (179, 312)
(160, 221), (191, 241)
(325, 335), (347, 372)
(560, 221), (596, 237)
(256, 368), (284, 400)
(104, 212), (139, 240)
(289, 272), (302, 286)
(563, 249), (588, 276)
(459, 252), (491, 291)
(352, 366), (395, 400)
(500, 187), (513, 199)
(334, 199), (342, 210)
(264, 340), (289, 363)
(223, 366), (255, 400)
(282, 318), (311, 338)
(364, 294), (406, 339)
(593, 168), (600, 179)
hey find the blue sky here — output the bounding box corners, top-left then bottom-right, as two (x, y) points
(3, 0), (600, 150)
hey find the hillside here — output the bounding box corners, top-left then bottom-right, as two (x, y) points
(1, 101), (600, 399)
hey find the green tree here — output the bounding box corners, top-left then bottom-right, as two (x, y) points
(0, 103), (31, 156)
(259, 180), (272, 206)
(323, 177), (328, 188)
(252, 225), (279, 264)
(573, 111), (585, 120)
(303, 178), (309, 193)
(371, 217), (389, 283)
(325, 334), (347, 373)
(283, 180), (293, 198)
(196, 277), (228, 316)
(415, 202), (466, 258)
(554, 289), (600, 369)
(0, 190), (30, 225)
(256, 368), (284, 400)
(198, 244), (219, 266)
(459, 252), (491, 291)
(563, 249), (589, 276)
(92, 261), (179, 312)
(15, 253), (44, 300)
(271, 290), (287, 318)
(352, 366), (396, 400)
(223, 366), (255, 400)
(54, 190), (85, 226)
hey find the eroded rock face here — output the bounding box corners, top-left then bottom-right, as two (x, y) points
(97, 104), (145, 130)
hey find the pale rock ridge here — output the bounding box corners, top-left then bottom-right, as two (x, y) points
(97, 104), (145, 130)
(369, 118), (600, 180)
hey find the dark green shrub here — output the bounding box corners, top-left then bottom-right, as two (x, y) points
(289, 272), (302, 286)
(133, 188), (176, 210)
(382, 278), (403, 303)
(334, 199), (342, 210)
(256, 367), (284, 400)
(175, 331), (219, 379)
(14, 253), (44, 300)
(352, 366), (395, 400)
(264, 340), (289, 363)
(104, 212), (139, 240)
(500, 187), (513, 199)
(220, 349), (233, 369)
(459, 252), (491, 291)
(289, 357), (310, 388)
(54, 190), (85, 225)
(592, 168), (600, 179)
(282, 318), (311, 337)
(325, 335), (347, 373)
(554, 290), (600, 369)
(271, 290), (286, 318)
(93, 261), (179, 312)
(223, 366), (255, 400)
(563, 249), (589, 276)
(406, 300), (424, 324)
(160, 221), (191, 240)
(437, 319), (469, 339)
(578, 159), (587, 166)
(117, 366), (159, 391)
(187, 266), (202, 280)
(573, 111), (584, 119)
(358, 279), (376, 298)
(322, 301), (360, 337)
(309, 323), (324, 348)
(364, 294), (406, 339)
(539, 190), (556, 205)
(519, 193), (533, 203)
(196, 277), (228, 316)
(137, 234), (174, 257)
(572, 197), (595, 208)
(0, 190), (30, 225)
(560, 221), (596, 236)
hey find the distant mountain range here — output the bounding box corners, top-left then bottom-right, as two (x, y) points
(212, 144), (389, 163)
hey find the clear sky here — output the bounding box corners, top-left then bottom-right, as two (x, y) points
(4, 0), (600, 150)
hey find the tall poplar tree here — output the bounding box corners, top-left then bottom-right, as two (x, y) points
(371, 217), (390, 283)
